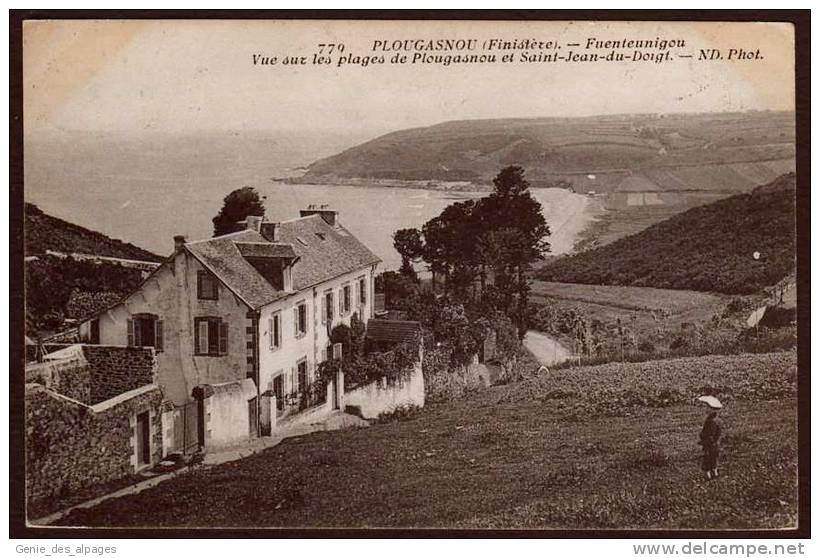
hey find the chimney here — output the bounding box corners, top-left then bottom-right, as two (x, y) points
(174, 235), (186, 253)
(245, 215), (263, 232)
(300, 204), (338, 227)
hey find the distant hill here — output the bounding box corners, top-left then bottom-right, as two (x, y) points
(536, 173), (796, 295)
(298, 112), (795, 191)
(25, 203), (161, 261)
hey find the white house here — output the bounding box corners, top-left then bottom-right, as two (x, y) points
(79, 207), (381, 452)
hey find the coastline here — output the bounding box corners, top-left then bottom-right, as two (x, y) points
(277, 176), (491, 192)
(276, 178), (597, 257)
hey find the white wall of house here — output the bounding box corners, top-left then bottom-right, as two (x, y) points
(79, 250), (253, 406)
(257, 264), (377, 405)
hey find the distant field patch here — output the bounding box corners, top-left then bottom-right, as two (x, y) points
(530, 281), (725, 315)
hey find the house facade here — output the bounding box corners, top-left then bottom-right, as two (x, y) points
(78, 207), (380, 451)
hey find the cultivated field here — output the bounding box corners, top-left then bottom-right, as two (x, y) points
(530, 281), (726, 315)
(58, 352), (797, 529)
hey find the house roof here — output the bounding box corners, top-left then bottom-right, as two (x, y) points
(366, 319), (422, 345)
(234, 242), (298, 260)
(81, 214), (381, 317)
(265, 215), (381, 291)
(185, 230), (293, 309)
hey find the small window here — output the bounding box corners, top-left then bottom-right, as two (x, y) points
(273, 373), (285, 411)
(358, 277), (367, 306)
(269, 312), (281, 351)
(297, 359), (308, 392)
(322, 291), (334, 324)
(194, 317), (228, 356)
(197, 270), (218, 300)
(294, 301), (308, 337)
(341, 284), (351, 315)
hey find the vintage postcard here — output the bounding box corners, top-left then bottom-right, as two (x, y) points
(14, 14), (805, 534)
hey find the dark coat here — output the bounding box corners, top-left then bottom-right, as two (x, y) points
(699, 413), (721, 470)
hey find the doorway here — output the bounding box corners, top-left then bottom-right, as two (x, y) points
(136, 411), (151, 467)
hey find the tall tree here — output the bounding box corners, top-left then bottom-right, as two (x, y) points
(393, 228), (423, 281)
(477, 166), (551, 333)
(212, 186), (266, 237)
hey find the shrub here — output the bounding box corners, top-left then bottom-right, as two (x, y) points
(375, 404), (422, 423)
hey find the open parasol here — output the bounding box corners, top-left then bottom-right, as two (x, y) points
(696, 395), (723, 409)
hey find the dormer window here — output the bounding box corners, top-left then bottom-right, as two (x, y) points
(197, 270), (218, 300)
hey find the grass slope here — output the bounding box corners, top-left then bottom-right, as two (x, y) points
(537, 174), (795, 294)
(25, 203), (161, 261)
(58, 352), (797, 529)
(301, 112), (794, 189)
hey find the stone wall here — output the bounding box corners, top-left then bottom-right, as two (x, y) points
(82, 345), (156, 404)
(344, 360), (425, 419)
(25, 383), (163, 516)
(25, 346), (92, 404)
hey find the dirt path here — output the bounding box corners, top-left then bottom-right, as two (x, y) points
(523, 330), (571, 366)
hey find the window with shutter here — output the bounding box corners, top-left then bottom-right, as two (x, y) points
(338, 290), (344, 316)
(134, 319), (143, 347)
(155, 320), (164, 352)
(269, 313), (281, 350)
(197, 320), (209, 355)
(218, 322), (228, 354)
(324, 291), (334, 323)
(332, 342), (343, 360)
(321, 295), (327, 325)
(293, 302), (307, 337)
(359, 277), (367, 305)
(297, 360), (307, 392)
(343, 285), (351, 315)
(127, 319), (135, 346)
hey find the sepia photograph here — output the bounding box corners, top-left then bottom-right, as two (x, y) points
(11, 11), (808, 536)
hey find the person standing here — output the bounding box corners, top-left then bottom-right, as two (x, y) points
(697, 396), (723, 480)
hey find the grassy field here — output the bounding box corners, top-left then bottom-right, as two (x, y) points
(530, 281), (725, 315)
(57, 352), (797, 529)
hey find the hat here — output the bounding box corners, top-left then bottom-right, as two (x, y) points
(697, 395), (723, 409)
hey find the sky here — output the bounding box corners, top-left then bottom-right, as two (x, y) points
(23, 19), (795, 138)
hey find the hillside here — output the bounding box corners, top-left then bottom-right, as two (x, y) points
(24, 204), (158, 336)
(58, 352), (796, 529)
(298, 111), (794, 191)
(25, 203), (162, 261)
(536, 174), (796, 294)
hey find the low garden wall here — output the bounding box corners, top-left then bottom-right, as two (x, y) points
(344, 360), (425, 419)
(196, 378), (257, 449)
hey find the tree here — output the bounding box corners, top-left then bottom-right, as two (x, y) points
(393, 228), (423, 281)
(212, 186), (266, 237)
(478, 166), (551, 334)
